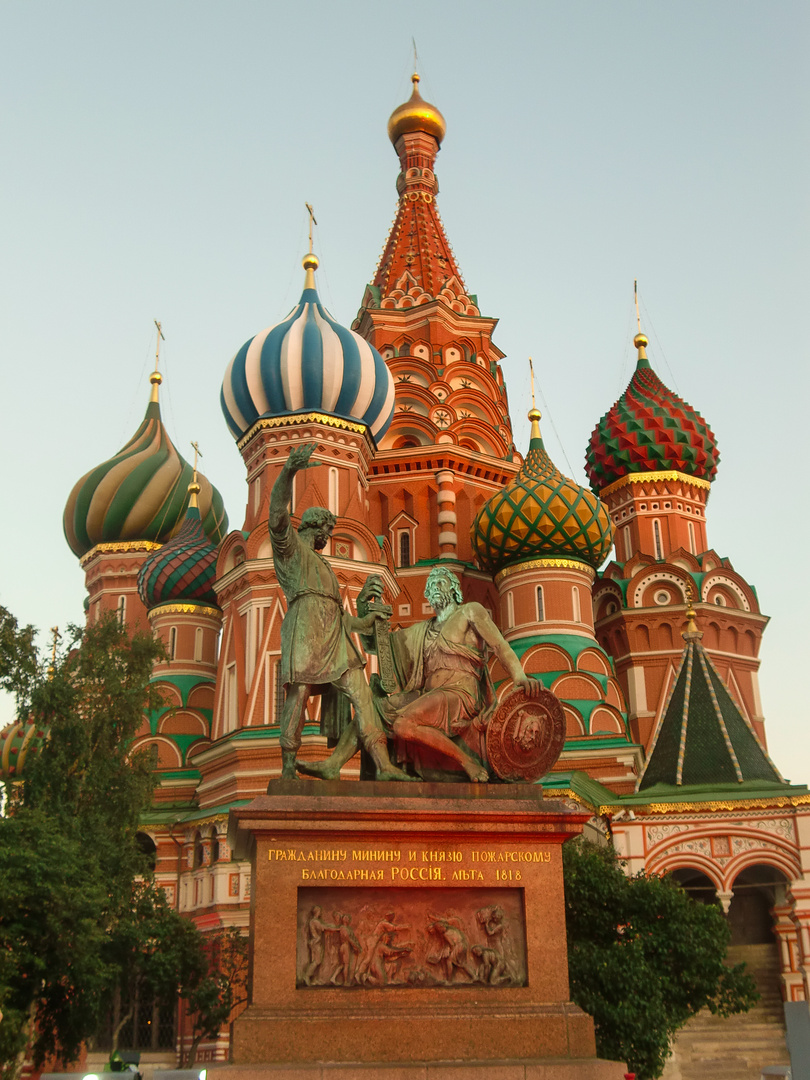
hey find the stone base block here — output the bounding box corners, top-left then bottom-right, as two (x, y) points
(231, 1002), (596, 1064)
(211, 1058), (626, 1079)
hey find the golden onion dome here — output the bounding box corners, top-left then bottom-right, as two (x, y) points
(388, 73), (446, 146)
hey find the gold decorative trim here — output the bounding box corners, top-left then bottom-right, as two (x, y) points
(495, 558), (596, 584)
(80, 541), (162, 567)
(148, 603), (221, 618)
(636, 794), (810, 814)
(238, 413), (369, 451)
(600, 471), (711, 499)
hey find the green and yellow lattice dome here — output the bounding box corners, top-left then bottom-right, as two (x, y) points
(472, 409), (614, 575)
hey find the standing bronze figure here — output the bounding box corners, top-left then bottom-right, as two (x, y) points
(269, 443), (409, 781)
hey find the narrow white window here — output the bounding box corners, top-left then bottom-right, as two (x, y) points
(506, 590), (515, 628)
(653, 519), (664, 560)
(572, 586), (581, 623)
(687, 520), (696, 554)
(194, 627), (203, 663)
(536, 586), (545, 622)
(226, 663), (237, 732)
(328, 467), (339, 516)
(622, 526), (632, 562)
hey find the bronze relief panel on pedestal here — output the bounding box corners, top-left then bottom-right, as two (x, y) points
(296, 886), (527, 989)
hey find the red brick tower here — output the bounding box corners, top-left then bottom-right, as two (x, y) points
(586, 328), (769, 751)
(353, 75), (522, 623)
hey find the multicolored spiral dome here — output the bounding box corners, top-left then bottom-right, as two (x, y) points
(1, 721), (49, 782)
(585, 335), (720, 491)
(138, 499), (219, 609)
(63, 378), (228, 558)
(472, 411), (614, 575)
(221, 255), (395, 445)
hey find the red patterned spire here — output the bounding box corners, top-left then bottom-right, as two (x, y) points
(369, 75), (479, 316)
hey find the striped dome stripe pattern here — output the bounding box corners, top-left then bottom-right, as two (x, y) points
(221, 286), (395, 444)
(63, 400), (228, 558)
(138, 506), (218, 608)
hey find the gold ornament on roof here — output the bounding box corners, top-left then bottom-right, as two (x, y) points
(388, 73), (446, 146)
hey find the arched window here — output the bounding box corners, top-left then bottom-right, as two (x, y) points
(652, 519), (664, 560)
(536, 586), (545, 622)
(506, 591), (515, 628)
(328, 467), (339, 516)
(398, 530), (411, 568)
(572, 586), (581, 623)
(194, 627), (203, 663)
(117, 595), (126, 625)
(136, 831), (157, 872)
(193, 830), (204, 869)
(168, 627), (177, 660)
(210, 826), (220, 864)
(274, 661), (285, 724)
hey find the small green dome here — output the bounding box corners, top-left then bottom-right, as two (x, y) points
(472, 412), (614, 575)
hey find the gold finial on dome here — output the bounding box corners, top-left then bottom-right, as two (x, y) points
(388, 72), (446, 146)
(302, 203), (319, 287)
(683, 584), (702, 640)
(189, 441), (202, 509)
(150, 320), (165, 402)
(528, 358), (542, 440)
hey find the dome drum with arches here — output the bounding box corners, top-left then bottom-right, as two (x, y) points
(221, 255), (395, 445)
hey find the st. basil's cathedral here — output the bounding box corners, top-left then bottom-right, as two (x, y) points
(10, 74), (808, 1066)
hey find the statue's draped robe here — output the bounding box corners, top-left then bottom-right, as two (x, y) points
(375, 613), (497, 771)
(270, 518), (362, 736)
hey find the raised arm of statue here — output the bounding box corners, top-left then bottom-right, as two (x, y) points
(269, 443), (317, 532)
(465, 602), (542, 699)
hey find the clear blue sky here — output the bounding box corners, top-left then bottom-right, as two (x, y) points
(2, 2), (808, 777)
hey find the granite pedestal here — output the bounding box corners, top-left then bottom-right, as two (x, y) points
(227, 781), (625, 1077)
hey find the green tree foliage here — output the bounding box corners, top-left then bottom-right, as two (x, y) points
(0, 608), (38, 706)
(180, 927), (249, 1068)
(0, 612), (168, 1070)
(563, 839), (759, 1079)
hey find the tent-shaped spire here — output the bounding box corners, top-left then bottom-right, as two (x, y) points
(638, 599), (784, 791)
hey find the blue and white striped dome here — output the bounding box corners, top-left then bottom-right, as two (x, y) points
(221, 255), (395, 444)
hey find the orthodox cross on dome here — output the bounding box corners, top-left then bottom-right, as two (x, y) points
(150, 319), (165, 402)
(633, 281), (649, 362)
(190, 440), (202, 480)
(305, 203), (317, 255)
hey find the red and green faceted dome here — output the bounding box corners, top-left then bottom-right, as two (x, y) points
(585, 347), (719, 491)
(472, 417), (614, 574)
(138, 503), (219, 609)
